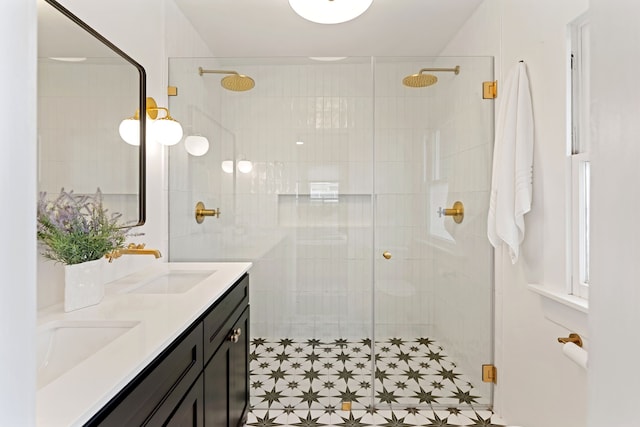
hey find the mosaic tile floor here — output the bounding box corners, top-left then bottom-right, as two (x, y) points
(248, 338), (505, 427)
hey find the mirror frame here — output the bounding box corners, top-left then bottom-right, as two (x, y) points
(44, 0), (146, 226)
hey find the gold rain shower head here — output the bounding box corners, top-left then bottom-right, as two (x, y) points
(402, 65), (461, 88)
(198, 67), (255, 92)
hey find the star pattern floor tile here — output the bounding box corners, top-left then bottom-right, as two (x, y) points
(248, 338), (502, 427)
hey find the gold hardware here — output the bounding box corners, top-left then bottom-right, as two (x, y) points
(483, 81), (498, 99)
(195, 201), (221, 224)
(145, 97), (159, 119)
(382, 251), (392, 260)
(402, 66), (460, 88)
(105, 243), (162, 263)
(557, 333), (583, 348)
(482, 364), (497, 384)
(198, 67), (255, 92)
(438, 201), (464, 224)
(167, 86), (178, 96)
(341, 401), (352, 411)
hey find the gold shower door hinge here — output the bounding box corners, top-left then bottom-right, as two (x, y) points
(483, 81), (497, 99)
(482, 364), (497, 384)
(168, 86), (178, 96)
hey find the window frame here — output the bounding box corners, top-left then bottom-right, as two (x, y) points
(568, 12), (590, 300)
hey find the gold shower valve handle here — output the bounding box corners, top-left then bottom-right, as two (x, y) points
(383, 251), (392, 260)
(195, 201), (220, 224)
(437, 201), (464, 224)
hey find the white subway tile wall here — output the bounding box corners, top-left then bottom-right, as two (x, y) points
(168, 56), (493, 399)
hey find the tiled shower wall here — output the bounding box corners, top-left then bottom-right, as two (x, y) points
(37, 60), (140, 219)
(168, 59), (494, 380)
(37, 60), (141, 309)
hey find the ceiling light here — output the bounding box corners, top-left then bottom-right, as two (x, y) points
(49, 57), (87, 62)
(289, 0), (373, 24)
(309, 57), (347, 62)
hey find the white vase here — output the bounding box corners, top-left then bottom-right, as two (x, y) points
(64, 258), (105, 312)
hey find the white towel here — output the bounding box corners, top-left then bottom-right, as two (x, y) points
(487, 62), (534, 264)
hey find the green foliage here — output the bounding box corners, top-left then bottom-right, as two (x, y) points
(37, 189), (130, 265)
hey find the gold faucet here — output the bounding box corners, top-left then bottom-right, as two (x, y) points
(105, 243), (162, 263)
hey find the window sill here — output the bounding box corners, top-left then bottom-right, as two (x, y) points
(528, 283), (589, 337)
(528, 284), (589, 313)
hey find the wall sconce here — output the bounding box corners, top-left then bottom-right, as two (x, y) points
(289, 0), (373, 24)
(184, 135), (210, 156)
(221, 158), (253, 174)
(221, 160), (234, 174)
(119, 97), (183, 146)
(237, 158), (253, 174)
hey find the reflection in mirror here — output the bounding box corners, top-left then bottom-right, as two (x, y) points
(37, 0), (146, 227)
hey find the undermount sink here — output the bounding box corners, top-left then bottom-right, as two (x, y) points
(36, 320), (139, 389)
(119, 270), (217, 294)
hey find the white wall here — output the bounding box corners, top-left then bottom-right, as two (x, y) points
(589, 1), (640, 425)
(442, 1), (588, 426)
(0, 1), (38, 424)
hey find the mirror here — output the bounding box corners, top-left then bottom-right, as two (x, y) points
(37, 0), (146, 227)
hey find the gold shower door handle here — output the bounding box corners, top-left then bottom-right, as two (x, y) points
(383, 251), (392, 260)
(437, 201), (464, 224)
(195, 201), (220, 224)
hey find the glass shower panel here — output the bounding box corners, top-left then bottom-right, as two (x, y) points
(168, 57), (376, 410)
(373, 57), (494, 410)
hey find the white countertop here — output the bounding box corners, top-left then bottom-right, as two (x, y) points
(36, 262), (252, 427)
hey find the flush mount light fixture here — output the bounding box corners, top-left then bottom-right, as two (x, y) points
(119, 97), (184, 146)
(49, 57), (87, 62)
(289, 0), (373, 24)
(308, 57), (348, 62)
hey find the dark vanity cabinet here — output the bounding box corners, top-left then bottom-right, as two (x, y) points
(85, 275), (250, 427)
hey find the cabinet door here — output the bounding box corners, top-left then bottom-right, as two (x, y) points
(204, 341), (228, 427)
(204, 306), (249, 427)
(164, 375), (204, 427)
(228, 307), (249, 427)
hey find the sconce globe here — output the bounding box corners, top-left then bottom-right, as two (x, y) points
(184, 135), (210, 156)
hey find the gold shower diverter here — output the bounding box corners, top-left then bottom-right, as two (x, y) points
(437, 201), (464, 224)
(195, 201), (220, 224)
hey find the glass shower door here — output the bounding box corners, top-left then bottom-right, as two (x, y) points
(373, 57), (495, 411)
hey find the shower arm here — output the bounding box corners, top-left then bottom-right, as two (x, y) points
(418, 66), (460, 75)
(198, 67), (239, 76)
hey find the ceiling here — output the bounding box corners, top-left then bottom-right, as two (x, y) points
(172, 0), (484, 57)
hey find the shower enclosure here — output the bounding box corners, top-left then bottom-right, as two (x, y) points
(168, 56), (494, 411)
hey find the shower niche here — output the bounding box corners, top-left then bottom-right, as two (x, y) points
(167, 56), (495, 411)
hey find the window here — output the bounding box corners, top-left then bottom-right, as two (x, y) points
(569, 12), (590, 299)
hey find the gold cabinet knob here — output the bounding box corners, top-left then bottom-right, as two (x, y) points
(383, 251), (392, 260)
